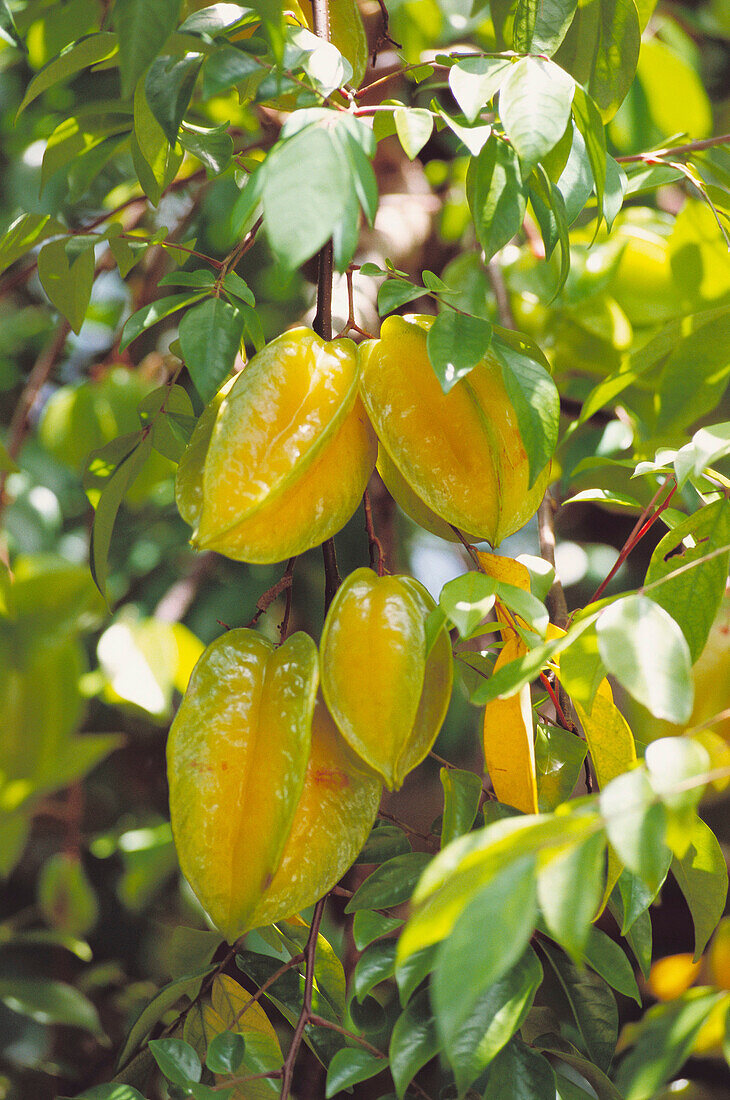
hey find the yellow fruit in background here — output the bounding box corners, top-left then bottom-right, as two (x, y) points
(359, 314), (549, 546)
(709, 918), (730, 990)
(175, 327), (377, 564)
(167, 629), (380, 941)
(648, 953), (702, 1001)
(320, 567), (453, 789)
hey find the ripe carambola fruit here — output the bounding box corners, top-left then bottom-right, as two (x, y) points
(320, 567), (453, 790)
(167, 629), (380, 941)
(358, 314), (550, 547)
(175, 327), (377, 564)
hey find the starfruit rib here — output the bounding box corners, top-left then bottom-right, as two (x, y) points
(167, 629), (318, 941)
(197, 329), (359, 544)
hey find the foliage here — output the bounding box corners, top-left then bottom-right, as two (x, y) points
(0, 0), (730, 1098)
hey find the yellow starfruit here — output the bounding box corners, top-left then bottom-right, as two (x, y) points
(358, 314), (550, 547)
(167, 628), (380, 942)
(175, 327), (377, 564)
(320, 567), (453, 790)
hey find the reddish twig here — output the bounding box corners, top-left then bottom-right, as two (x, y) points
(246, 558), (296, 632)
(363, 488), (386, 575)
(335, 266), (376, 340)
(280, 896), (327, 1099)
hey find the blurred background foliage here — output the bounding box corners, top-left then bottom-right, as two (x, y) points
(0, 0), (730, 1097)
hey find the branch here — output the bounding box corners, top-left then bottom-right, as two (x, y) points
(616, 133), (730, 164)
(280, 896), (327, 1099)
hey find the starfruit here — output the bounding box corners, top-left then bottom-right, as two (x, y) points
(167, 628), (381, 942)
(358, 314), (550, 546)
(320, 567), (453, 790)
(175, 327), (377, 564)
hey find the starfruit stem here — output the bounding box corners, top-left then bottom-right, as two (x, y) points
(280, 895), (327, 1099)
(363, 488), (386, 576)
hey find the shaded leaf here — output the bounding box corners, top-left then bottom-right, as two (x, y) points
(178, 297), (245, 403)
(352, 910), (403, 952)
(148, 1038), (201, 1087)
(18, 32), (118, 115)
(352, 941), (397, 1003)
(345, 853), (431, 912)
(0, 978), (103, 1036)
(145, 52), (204, 144)
(468, 136), (527, 260)
(325, 1048), (386, 1097)
(584, 927), (641, 1005)
(120, 292), (207, 350)
(114, 0), (180, 97)
(672, 816), (729, 960)
(539, 940), (618, 1072)
(37, 237), (95, 334)
(389, 989), (440, 1100)
(426, 310), (492, 392)
(90, 435), (153, 601)
(355, 824), (411, 865)
(440, 767), (482, 848)
(491, 335), (559, 487)
(482, 1038), (556, 1099)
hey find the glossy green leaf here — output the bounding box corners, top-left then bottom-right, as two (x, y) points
(41, 113), (130, 194)
(482, 1038), (556, 1099)
(672, 816), (729, 960)
(530, 163), (571, 293)
(145, 52), (204, 144)
(202, 43), (263, 98)
(603, 154), (627, 230)
(149, 1037), (201, 1087)
(584, 926), (641, 1005)
(345, 852), (431, 912)
(445, 946), (542, 1094)
(530, 0), (579, 54)
(426, 309), (492, 393)
(600, 768), (670, 892)
(440, 767), (482, 848)
(113, 0), (180, 97)
(468, 136), (527, 261)
(90, 435), (153, 600)
(37, 237), (95, 334)
(538, 1044), (625, 1100)
(499, 56), (575, 173)
(538, 830), (606, 962)
(263, 126), (349, 270)
(535, 723), (587, 812)
(491, 334), (560, 486)
(352, 940), (397, 1003)
(657, 310), (730, 432)
(608, 887), (653, 976)
(17, 32), (118, 115)
(389, 989), (440, 1100)
(644, 500), (730, 663)
(539, 941), (618, 1072)
(352, 910), (403, 952)
(120, 292), (207, 350)
(439, 572), (496, 637)
(618, 866), (659, 935)
(0, 977), (103, 1035)
(206, 1030), (246, 1074)
(571, 84), (607, 223)
(449, 57), (512, 123)
(554, 0), (640, 122)
(137, 383), (195, 462)
(555, 124), (595, 225)
(614, 989), (724, 1100)
(221, 271), (255, 307)
(431, 857), (537, 1053)
(377, 278), (424, 315)
(0, 213), (65, 276)
(325, 1048), (386, 1097)
(180, 124), (233, 178)
(355, 824), (411, 865)
(393, 107), (433, 160)
(178, 297), (245, 403)
(597, 595), (693, 724)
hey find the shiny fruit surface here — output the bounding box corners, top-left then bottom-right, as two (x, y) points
(320, 567), (453, 789)
(358, 314), (549, 546)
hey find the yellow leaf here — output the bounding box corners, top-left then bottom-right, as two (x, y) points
(483, 634), (538, 813)
(477, 551), (531, 632)
(573, 680), (637, 791)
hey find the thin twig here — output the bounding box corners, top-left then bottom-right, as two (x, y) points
(280, 897), (327, 1099)
(538, 492), (569, 631)
(364, 488), (386, 575)
(246, 558), (296, 631)
(308, 1015), (386, 1059)
(616, 133), (730, 164)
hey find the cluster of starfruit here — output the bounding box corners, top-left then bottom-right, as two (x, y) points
(167, 568), (454, 942)
(175, 314), (549, 563)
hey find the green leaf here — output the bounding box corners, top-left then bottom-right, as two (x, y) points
(262, 126), (350, 270)
(558, 624), (605, 711)
(644, 500), (730, 663)
(539, 941), (618, 1072)
(73, 1087), (146, 1100)
(571, 84), (607, 222)
(145, 52), (204, 144)
(444, 946), (542, 1094)
(530, 0), (580, 54)
(0, 977), (103, 1035)
(491, 334), (560, 487)
(614, 989), (724, 1100)
(0, 213), (65, 277)
(584, 926), (641, 1005)
(439, 572), (496, 637)
(113, 0), (180, 97)
(555, 123), (595, 226)
(356, 824), (411, 864)
(352, 940), (397, 1003)
(535, 723), (587, 812)
(597, 595), (694, 723)
(90, 435), (153, 600)
(645, 738), (711, 854)
(37, 237), (95, 334)
(431, 857), (537, 1056)
(603, 154), (627, 230)
(468, 136), (527, 261)
(325, 1048), (386, 1097)
(600, 767), (670, 893)
(529, 163), (571, 294)
(0, 441), (19, 474)
(120, 292), (206, 350)
(41, 113), (131, 194)
(482, 1038), (556, 1099)
(178, 297), (245, 404)
(206, 1030), (246, 1074)
(449, 57), (512, 123)
(393, 107), (433, 160)
(657, 310), (730, 433)
(499, 56), (575, 173)
(345, 853), (431, 913)
(118, 968), (216, 1072)
(202, 43), (263, 98)
(394, 944), (437, 1007)
(338, 128), (378, 225)
(439, 111), (493, 156)
(672, 816), (729, 960)
(17, 32), (118, 116)
(221, 272), (255, 307)
(377, 279), (424, 315)
(538, 1044), (625, 1100)
(352, 910), (403, 952)
(389, 989), (440, 1100)
(149, 1037), (202, 1087)
(426, 310), (492, 393)
(180, 123), (233, 177)
(440, 767), (482, 848)
(554, 0), (641, 122)
(538, 830), (607, 962)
